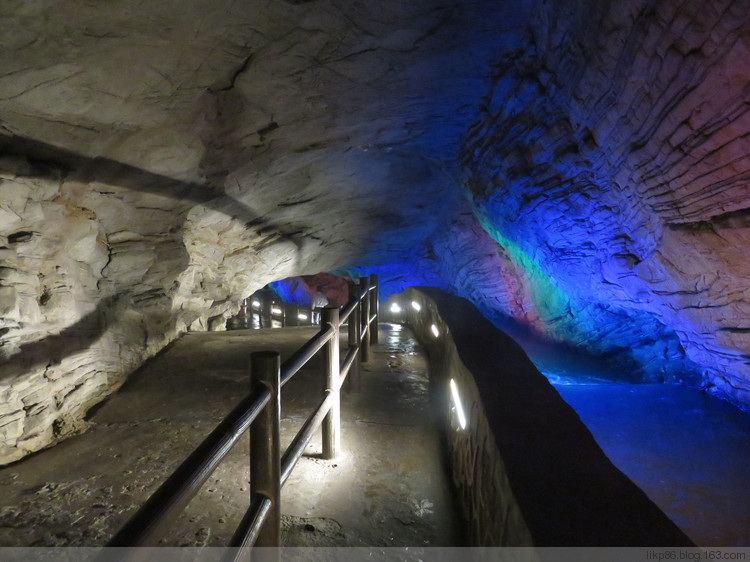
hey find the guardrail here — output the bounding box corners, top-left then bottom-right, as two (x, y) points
(256, 299), (317, 328)
(106, 274), (379, 554)
(233, 297), (315, 329)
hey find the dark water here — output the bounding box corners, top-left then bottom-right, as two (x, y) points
(553, 382), (750, 546)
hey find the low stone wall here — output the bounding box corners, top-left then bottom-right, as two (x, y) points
(402, 287), (694, 547)
(403, 288), (532, 546)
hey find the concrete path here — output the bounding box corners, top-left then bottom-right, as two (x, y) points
(0, 323), (462, 547)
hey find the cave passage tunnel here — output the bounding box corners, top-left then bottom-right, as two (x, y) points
(1, 0), (750, 552)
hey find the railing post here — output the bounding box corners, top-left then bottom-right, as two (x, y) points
(321, 306), (340, 459)
(261, 298), (272, 329)
(369, 273), (379, 345)
(250, 351), (281, 546)
(360, 277), (370, 363)
(347, 281), (361, 392)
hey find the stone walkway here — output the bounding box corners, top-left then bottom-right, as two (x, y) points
(0, 323), (462, 547)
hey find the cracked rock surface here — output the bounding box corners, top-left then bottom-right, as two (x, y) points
(461, 0), (750, 401)
(2, 0), (750, 461)
(0, 0), (527, 462)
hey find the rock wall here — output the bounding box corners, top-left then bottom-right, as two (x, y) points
(0, 1), (527, 464)
(0, 155), (305, 465)
(462, 0), (750, 402)
(2, 0), (750, 464)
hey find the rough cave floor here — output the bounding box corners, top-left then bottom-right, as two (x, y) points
(0, 324), (462, 547)
(554, 383), (750, 547)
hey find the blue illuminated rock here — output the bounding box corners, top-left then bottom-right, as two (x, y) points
(1, 0), (749, 463)
(461, 0), (750, 402)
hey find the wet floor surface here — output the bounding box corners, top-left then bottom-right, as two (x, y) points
(0, 323), (462, 547)
(554, 383), (750, 546)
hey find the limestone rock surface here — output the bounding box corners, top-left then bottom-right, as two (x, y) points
(1, 0), (750, 463)
(462, 0), (750, 401)
(0, 0), (527, 463)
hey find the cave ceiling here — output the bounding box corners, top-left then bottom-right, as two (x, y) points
(1, 0), (750, 463)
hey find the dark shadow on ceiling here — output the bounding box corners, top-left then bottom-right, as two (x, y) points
(0, 133), (306, 249)
(0, 133), (310, 377)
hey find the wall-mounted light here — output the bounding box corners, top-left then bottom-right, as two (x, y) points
(297, 313), (308, 321)
(271, 307), (282, 315)
(430, 324), (439, 338)
(390, 302), (402, 314)
(251, 301), (260, 309)
(411, 301), (421, 311)
(449, 379), (467, 430)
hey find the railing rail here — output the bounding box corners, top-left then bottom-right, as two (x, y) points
(106, 386), (271, 547)
(280, 390), (335, 486)
(107, 274), (379, 553)
(280, 324), (335, 387)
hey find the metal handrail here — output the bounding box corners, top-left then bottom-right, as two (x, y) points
(340, 346), (358, 381)
(280, 324), (335, 387)
(279, 335), (360, 488)
(340, 299), (357, 323)
(341, 286), (368, 323)
(280, 391), (335, 486)
(107, 385), (271, 546)
(229, 494), (272, 548)
(107, 274), (379, 551)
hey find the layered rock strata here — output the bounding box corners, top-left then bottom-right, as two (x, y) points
(0, 1), (527, 463)
(2, 0), (750, 465)
(0, 155), (301, 464)
(462, 0), (750, 401)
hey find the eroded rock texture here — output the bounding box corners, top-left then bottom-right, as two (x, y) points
(0, 1), (527, 463)
(1, 0), (749, 463)
(462, 0), (750, 400)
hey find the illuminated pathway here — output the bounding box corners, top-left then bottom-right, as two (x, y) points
(0, 324), (462, 547)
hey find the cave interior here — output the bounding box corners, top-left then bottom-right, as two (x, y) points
(1, 0), (750, 548)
